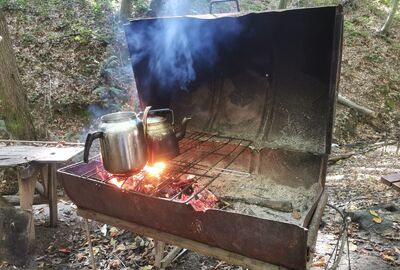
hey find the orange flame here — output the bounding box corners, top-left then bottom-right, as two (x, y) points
(109, 177), (124, 188)
(143, 162), (166, 178)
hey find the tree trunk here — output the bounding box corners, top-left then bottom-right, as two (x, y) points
(380, 0), (399, 34)
(120, 0), (134, 21)
(278, 0), (289, 9)
(0, 11), (36, 140)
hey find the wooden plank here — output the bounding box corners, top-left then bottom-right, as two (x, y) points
(381, 173), (400, 186)
(77, 209), (287, 270)
(48, 163), (58, 227)
(0, 157), (29, 167)
(392, 181), (400, 192)
(0, 139), (83, 146)
(0, 145), (83, 164)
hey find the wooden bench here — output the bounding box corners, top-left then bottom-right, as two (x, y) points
(0, 140), (83, 244)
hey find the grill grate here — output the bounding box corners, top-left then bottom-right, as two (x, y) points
(68, 132), (252, 205)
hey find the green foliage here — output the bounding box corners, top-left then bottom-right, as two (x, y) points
(133, 0), (151, 17)
(344, 21), (369, 38)
(0, 0), (28, 10)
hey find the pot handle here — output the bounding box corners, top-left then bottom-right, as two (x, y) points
(142, 106), (152, 136)
(149, 108), (175, 125)
(83, 131), (103, 163)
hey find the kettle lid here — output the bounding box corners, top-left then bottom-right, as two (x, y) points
(146, 116), (167, 125)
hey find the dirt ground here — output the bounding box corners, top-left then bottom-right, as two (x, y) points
(0, 144), (399, 270)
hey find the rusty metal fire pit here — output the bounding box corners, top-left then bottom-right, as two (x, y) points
(58, 6), (343, 270)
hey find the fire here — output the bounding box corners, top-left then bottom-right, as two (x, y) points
(143, 162), (166, 178)
(109, 177), (124, 188)
(99, 161), (220, 212)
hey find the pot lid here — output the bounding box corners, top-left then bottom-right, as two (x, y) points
(146, 116), (167, 125)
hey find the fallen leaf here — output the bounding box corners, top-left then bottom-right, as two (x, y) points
(58, 248), (70, 254)
(93, 247), (99, 256)
(110, 259), (120, 269)
(310, 257), (326, 267)
(110, 227), (119, 237)
(110, 238), (117, 246)
(127, 243), (137, 250)
(373, 217), (382, 224)
(292, 210), (301, 220)
(100, 224), (107, 236)
(76, 253), (86, 262)
(115, 243), (125, 252)
(369, 210), (379, 217)
(349, 242), (357, 251)
(382, 254), (396, 262)
(141, 266), (153, 270)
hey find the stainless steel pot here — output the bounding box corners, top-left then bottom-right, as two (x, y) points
(83, 107), (151, 175)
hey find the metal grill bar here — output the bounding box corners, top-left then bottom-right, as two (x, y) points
(70, 132), (252, 204)
(182, 140), (252, 204)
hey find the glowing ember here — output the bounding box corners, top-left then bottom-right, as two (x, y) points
(109, 177), (124, 188)
(143, 162), (166, 178)
(97, 161), (220, 212)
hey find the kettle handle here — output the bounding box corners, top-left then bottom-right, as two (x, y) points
(83, 132), (103, 163)
(142, 106), (152, 136)
(149, 108), (175, 125)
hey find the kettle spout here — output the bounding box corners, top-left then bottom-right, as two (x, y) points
(175, 117), (191, 141)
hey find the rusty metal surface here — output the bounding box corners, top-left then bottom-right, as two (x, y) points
(124, 6), (343, 155)
(59, 162), (309, 270)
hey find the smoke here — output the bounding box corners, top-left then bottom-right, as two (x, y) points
(125, 1), (243, 91)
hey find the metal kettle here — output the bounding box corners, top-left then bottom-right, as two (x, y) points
(83, 107), (151, 175)
(144, 108), (191, 163)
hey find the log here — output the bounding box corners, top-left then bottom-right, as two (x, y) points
(0, 207), (32, 266)
(2, 194), (47, 206)
(337, 95), (376, 117)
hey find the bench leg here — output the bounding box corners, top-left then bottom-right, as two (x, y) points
(48, 163), (58, 227)
(17, 171), (36, 244)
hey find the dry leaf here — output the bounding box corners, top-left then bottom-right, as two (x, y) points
(100, 224), (107, 236)
(310, 257), (326, 267)
(372, 217), (382, 224)
(93, 247), (99, 256)
(292, 210), (301, 220)
(110, 227), (119, 237)
(382, 254), (396, 262)
(369, 210), (379, 217)
(110, 259), (120, 269)
(76, 253), (86, 262)
(141, 266), (153, 270)
(115, 243), (125, 252)
(348, 242), (357, 251)
(58, 248), (70, 254)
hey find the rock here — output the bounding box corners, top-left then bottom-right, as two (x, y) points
(0, 207), (32, 266)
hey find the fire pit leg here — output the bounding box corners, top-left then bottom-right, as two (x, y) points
(154, 241), (186, 269)
(154, 240), (165, 269)
(84, 218), (97, 270)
